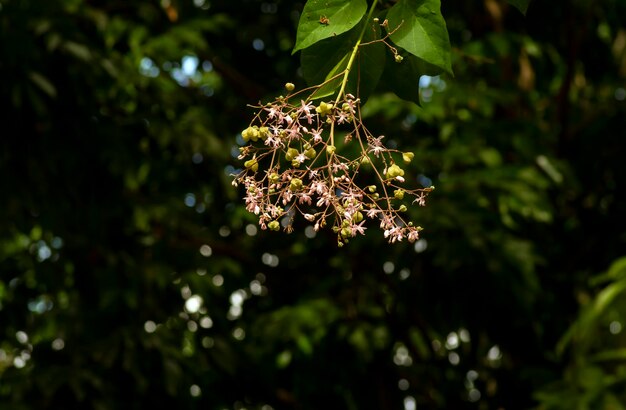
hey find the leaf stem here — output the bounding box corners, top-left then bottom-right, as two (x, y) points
(329, 0), (379, 150)
(334, 0), (379, 106)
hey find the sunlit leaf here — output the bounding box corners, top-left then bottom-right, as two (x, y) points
(293, 0), (367, 54)
(386, 0), (452, 75)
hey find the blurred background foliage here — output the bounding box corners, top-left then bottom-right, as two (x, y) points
(0, 0), (625, 408)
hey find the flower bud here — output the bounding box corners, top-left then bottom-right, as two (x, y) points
(305, 147), (316, 159)
(361, 156), (371, 165)
(353, 211), (363, 223)
(398, 204), (407, 212)
(394, 54), (404, 63)
(326, 145), (336, 155)
(402, 152), (414, 163)
(285, 82), (295, 91)
(394, 189), (405, 200)
(368, 185), (377, 193)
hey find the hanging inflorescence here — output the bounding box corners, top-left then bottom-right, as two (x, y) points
(233, 86), (433, 246)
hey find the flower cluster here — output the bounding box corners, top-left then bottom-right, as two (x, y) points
(233, 86), (433, 245)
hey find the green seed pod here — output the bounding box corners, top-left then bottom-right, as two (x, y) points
(353, 211), (363, 223)
(315, 101), (333, 117)
(285, 147), (299, 161)
(305, 147), (316, 159)
(269, 173), (280, 184)
(244, 158), (258, 172)
(289, 178), (303, 191)
(387, 164), (405, 178)
(242, 126), (260, 142)
(268, 221), (280, 231)
(341, 227), (352, 239)
(259, 126), (270, 140)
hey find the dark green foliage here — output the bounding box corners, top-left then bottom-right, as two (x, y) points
(1, 0), (625, 409)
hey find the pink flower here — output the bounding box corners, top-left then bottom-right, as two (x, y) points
(413, 193), (427, 206)
(350, 221), (367, 236)
(368, 135), (385, 157)
(407, 229), (420, 242)
(366, 208), (380, 219)
(311, 128), (323, 144)
(298, 193), (312, 205)
(299, 100), (315, 124)
(294, 153), (307, 164)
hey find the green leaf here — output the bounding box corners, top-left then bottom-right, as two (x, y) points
(379, 51), (441, 105)
(386, 0), (452, 75)
(292, 0), (367, 54)
(507, 0), (530, 15)
(344, 20), (386, 103)
(301, 18), (385, 102)
(301, 28), (356, 99)
(310, 53), (350, 100)
(301, 21), (362, 99)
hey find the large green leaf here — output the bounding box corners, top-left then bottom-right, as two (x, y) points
(386, 0), (452, 75)
(292, 0), (367, 54)
(507, 0), (530, 14)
